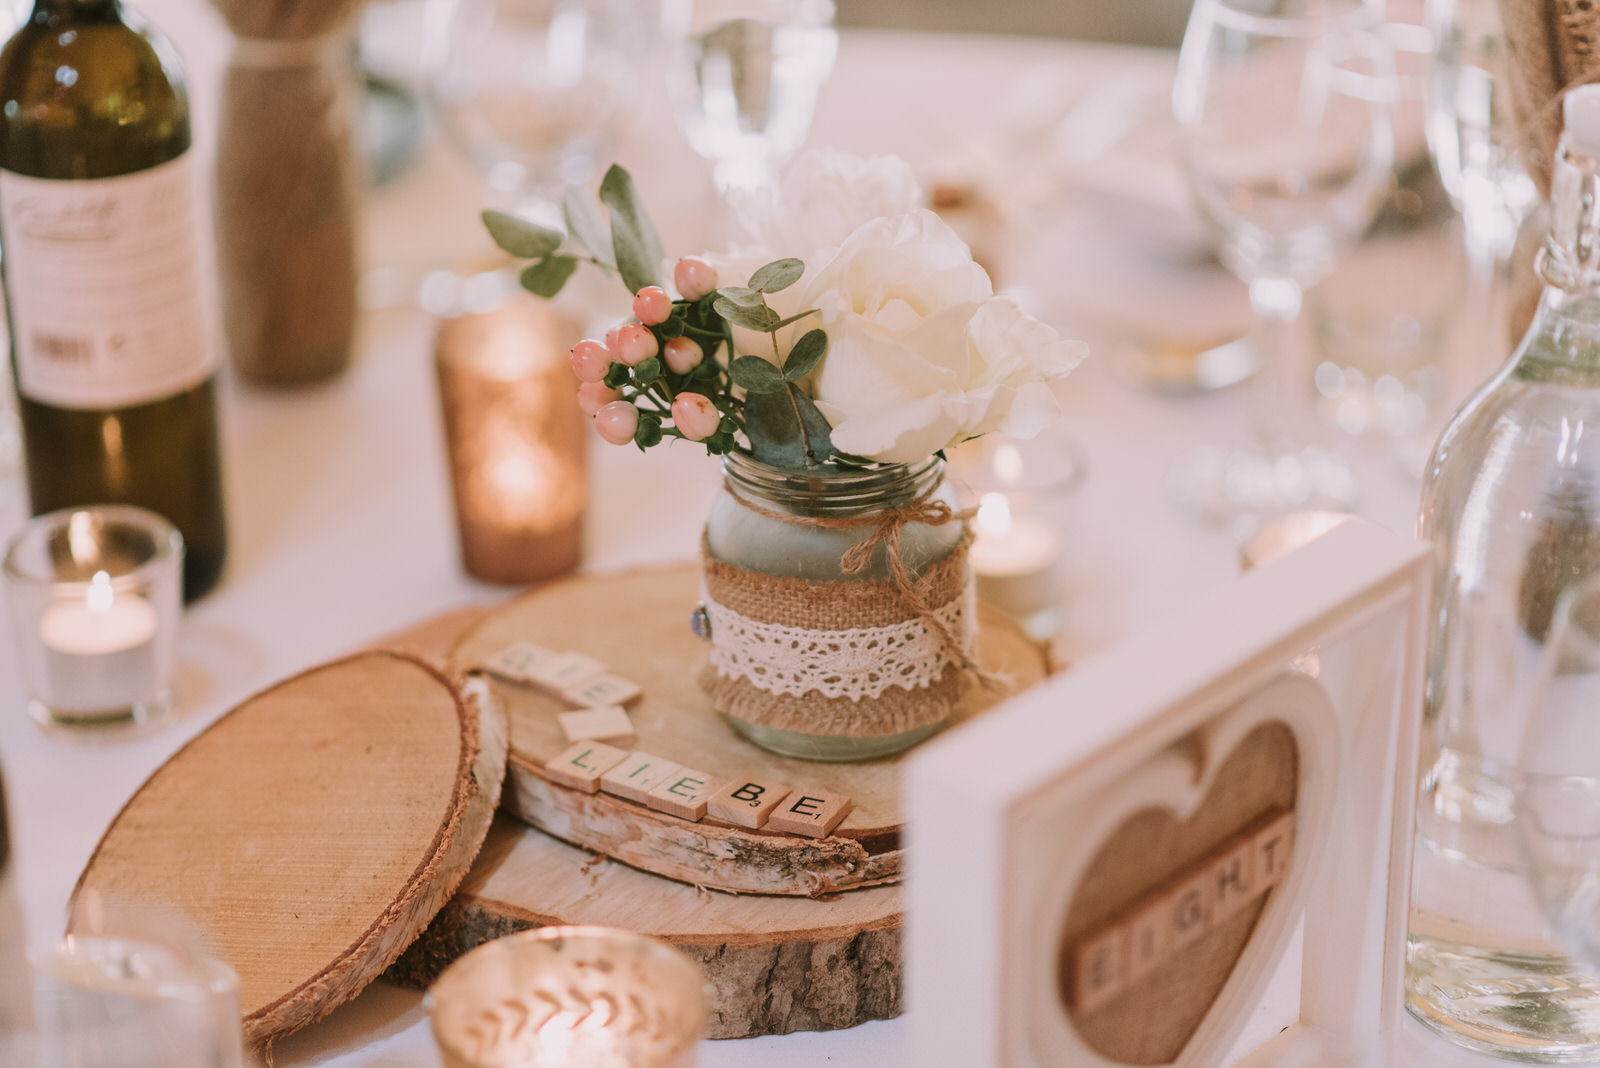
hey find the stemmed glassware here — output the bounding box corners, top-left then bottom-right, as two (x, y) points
(1171, 0), (1395, 519)
(424, 0), (653, 230)
(664, 0), (838, 197)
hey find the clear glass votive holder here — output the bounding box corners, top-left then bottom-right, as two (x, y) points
(946, 430), (1087, 639)
(3, 505), (183, 732)
(426, 926), (711, 1068)
(33, 931), (244, 1068)
(435, 296), (587, 585)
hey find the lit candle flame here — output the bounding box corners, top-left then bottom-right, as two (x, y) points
(86, 570), (114, 615)
(976, 492), (1013, 538)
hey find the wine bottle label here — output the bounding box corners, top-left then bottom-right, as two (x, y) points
(0, 154), (217, 410)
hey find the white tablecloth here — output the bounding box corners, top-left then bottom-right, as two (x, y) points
(0, 7), (1522, 1065)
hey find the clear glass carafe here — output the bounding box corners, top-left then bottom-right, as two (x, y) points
(701, 452), (970, 761)
(1408, 89), (1600, 1059)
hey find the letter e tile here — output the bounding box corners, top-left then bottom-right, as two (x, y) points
(647, 769), (722, 821)
(766, 789), (853, 838)
(1073, 926), (1128, 1013)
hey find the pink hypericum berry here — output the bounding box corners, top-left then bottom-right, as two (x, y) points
(577, 380), (622, 416)
(674, 257), (718, 301)
(593, 401), (639, 445)
(605, 324), (623, 359)
(662, 336), (703, 375)
(672, 393), (721, 441)
(614, 322), (659, 366)
(632, 286), (672, 326)
(569, 338), (612, 383)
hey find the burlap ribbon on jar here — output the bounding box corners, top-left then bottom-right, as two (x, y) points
(699, 493), (1002, 739)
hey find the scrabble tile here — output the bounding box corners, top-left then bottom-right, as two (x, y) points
(545, 741), (628, 793)
(1168, 874), (1213, 951)
(561, 673), (643, 709)
(480, 641), (559, 683)
(1125, 896), (1174, 984)
(525, 651), (608, 696)
(1073, 925), (1128, 1013)
(1254, 810), (1295, 888)
(600, 751), (683, 804)
(557, 706), (636, 747)
(646, 768), (722, 821)
(707, 777), (793, 830)
(1209, 838), (1257, 922)
(766, 789), (853, 838)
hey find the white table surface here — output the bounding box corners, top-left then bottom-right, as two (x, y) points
(0, 6), (1527, 1065)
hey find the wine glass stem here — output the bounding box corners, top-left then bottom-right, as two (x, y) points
(1247, 275), (1304, 450)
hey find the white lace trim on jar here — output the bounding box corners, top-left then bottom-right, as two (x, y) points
(701, 586), (976, 701)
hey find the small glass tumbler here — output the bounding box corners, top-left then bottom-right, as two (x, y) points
(946, 431), (1087, 639)
(3, 505), (183, 731)
(435, 296), (587, 585)
(33, 931), (244, 1068)
(426, 926), (711, 1068)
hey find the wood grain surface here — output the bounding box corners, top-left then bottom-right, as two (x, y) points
(72, 650), (509, 1053)
(451, 563), (1053, 895)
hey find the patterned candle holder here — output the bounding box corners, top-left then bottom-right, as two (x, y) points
(426, 926), (710, 1068)
(436, 297), (586, 584)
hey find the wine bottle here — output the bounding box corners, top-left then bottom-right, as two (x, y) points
(0, 0), (226, 601)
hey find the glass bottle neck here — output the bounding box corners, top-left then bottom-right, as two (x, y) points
(30, 0), (123, 24)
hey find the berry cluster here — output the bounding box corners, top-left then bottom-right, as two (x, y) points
(570, 256), (742, 454)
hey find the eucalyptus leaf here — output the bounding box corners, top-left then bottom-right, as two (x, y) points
(742, 390), (807, 468)
(519, 255), (579, 298)
(714, 298), (781, 332)
(633, 355), (661, 387)
(790, 388), (835, 463)
(562, 188), (614, 267)
(599, 165), (665, 294)
(715, 286), (765, 308)
(783, 329), (827, 381)
(483, 210), (564, 259)
(730, 355), (786, 394)
(748, 258), (804, 293)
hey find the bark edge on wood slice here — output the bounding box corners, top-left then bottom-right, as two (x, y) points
(388, 815), (904, 1039)
(450, 563), (1052, 896)
(72, 650), (510, 1055)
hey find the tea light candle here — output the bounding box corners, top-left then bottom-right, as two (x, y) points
(39, 571), (161, 715)
(969, 492), (1059, 618)
(427, 926), (709, 1068)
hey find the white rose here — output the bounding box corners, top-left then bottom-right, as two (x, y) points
(807, 210), (1086, 463)
(726, 150), (924, 263)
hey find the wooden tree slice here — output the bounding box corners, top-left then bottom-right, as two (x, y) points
(73, 650), (510, 1052)
(388, 814), (905, 1039)
(450, 564), (1052, 896)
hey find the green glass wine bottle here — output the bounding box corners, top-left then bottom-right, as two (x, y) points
(0, 0), (226, 601)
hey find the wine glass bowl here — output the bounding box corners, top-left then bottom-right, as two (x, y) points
(425, 0), (650, 223)
(1170, 0), (1394, 518)
(665, 0), (838, 195)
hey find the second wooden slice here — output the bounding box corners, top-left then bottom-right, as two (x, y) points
(451, 563), (1051, 895)
(73, 650), (510, 1051)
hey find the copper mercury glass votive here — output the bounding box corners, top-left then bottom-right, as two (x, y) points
(435, 296), (586, 584)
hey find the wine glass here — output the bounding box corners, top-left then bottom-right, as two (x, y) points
(1171, 0), (1395, 519)
(1516, 576), (1600, 983)
(424, 0), (653, 230)
(664, 0), (838, 197)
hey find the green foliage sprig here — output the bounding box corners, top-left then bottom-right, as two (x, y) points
(483, 164), (841, 468)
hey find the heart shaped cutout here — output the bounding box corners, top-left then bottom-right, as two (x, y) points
(1057, 718), (1299, 1065)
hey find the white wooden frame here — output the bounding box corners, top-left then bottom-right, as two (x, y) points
(906, 519), (1429, 1067)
